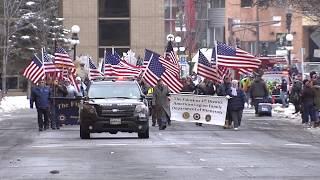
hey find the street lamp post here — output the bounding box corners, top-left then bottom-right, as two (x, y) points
(286, 33), (293, 66)
(70, 25), (80, 61)
(286, 9), (293, 66)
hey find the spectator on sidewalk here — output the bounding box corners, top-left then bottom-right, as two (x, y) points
(301, 79), (316, 128)
(30, 79), (51, 131)
(280, 77), (288, 108)
(290, 74), (303, 114)
(312, 80), (320, 127)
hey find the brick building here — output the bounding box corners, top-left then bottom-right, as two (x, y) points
(61, 0), (165, 61)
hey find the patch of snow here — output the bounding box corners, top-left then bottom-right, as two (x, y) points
(0, 96), (29, 113)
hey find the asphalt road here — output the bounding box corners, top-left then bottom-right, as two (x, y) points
(0, 109), (320, 180)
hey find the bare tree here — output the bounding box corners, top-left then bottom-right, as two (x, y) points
(257, 0), (320, 22)
(0, 0), (62, 93)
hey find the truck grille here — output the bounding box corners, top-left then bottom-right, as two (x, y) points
(95, 105), (135, 117)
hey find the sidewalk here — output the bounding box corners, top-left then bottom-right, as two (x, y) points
(0, 95), (29, 113)
(272, 103), (320, 134)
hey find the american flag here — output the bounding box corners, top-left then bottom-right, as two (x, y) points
(160, 41), (180, 76)
(143, 49), (182, 93)
(88, 57), (103, 80)
(42, 49), (61, 74)
(216, 42), (261, 69)
(54, 47), (76, 70)
(211, 48), (231, 79)
(23, 54), (45, 84)
(103, 50), (141, 77)
(197, 50), (219, 82)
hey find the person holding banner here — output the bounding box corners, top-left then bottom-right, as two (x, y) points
(153, 79), (171, 130)
(227, 80), (246, 130)
(217, 76), (232, 128)
(50, 79), (68, 130)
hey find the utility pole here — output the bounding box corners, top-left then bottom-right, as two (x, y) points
(255, 4), (260, 56)
(1, 0), (7, 94)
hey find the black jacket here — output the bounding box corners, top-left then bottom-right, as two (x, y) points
(301, 87), (315, 105)
(249, 78), (269, 98)
(226, 88), (246, 111)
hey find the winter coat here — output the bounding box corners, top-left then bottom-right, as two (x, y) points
(195, 82), (215, 95)
(301, 86), (315, 106)
(249, 78), (269, 98)
(226, 88), (246, 111)
(30, 86), (51, 109)
(66, 85), (79, 98)
(289, 80), (302, 103)
(313, 85), (320, 109)
(281, 79), (288, 92)
(217, 82), (231, 96)
(51, 84), (67, 97)
(181, 83), (195, 93)
(153, 84), (171, 119)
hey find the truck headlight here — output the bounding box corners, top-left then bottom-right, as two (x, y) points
(83, 104), (96, 114)
(135, 104), (148, 118)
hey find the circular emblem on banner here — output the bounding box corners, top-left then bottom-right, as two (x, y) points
(205, 115), (211, 122)
(59, 114), (66, 121)
(193, 113), (200, 120)
(182, 112), (190, 119)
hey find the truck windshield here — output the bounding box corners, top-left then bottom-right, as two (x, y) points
(88, 83), (141, 99)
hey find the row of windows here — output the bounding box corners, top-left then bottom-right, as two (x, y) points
(98, 0), (130, 17)
(98, 0), (130, 56)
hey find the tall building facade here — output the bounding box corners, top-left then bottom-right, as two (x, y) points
(62, 0), (308, 64)
(226, 0), (303, 62)
(62, 0), (164, 61)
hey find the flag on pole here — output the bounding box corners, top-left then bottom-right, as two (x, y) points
(160, 41), (180, 76)
(54, 47), (76, 70)
(216, 42), (261, 69)
(211, 47), (231, 79)
(197, 50), (219, 82)
(23, 54), (45, 84)
(103, 50), (141, 77)
(42, 48), (61, 74)
(142, 49), (182, 93)
(88, 57), (103, 80)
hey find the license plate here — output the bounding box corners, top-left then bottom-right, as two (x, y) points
(110, 118), (121, 125)
(261, 107), (268, 111)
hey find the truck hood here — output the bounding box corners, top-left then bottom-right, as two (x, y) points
(87, 98), (143, 106)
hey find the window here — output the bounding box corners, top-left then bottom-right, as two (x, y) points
(241, 0), (253, 8)
(211, 0), (225, 8)
(99, 20), (130, 46)
(99, 0), (130, 17)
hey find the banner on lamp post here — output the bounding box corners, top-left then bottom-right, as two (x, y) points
(170, 94), (228, 126)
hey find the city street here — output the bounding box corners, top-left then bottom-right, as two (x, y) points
(0, 109), (320, 180)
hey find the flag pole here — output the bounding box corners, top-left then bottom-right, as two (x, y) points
(214, 40), (218, 69)
(141, 49), (152, 81)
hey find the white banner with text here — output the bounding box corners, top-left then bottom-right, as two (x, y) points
(170, 94), (228, 126)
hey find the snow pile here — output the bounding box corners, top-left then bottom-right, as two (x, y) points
(0, 96), (30, 113)
(272, 103), (297, 118)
